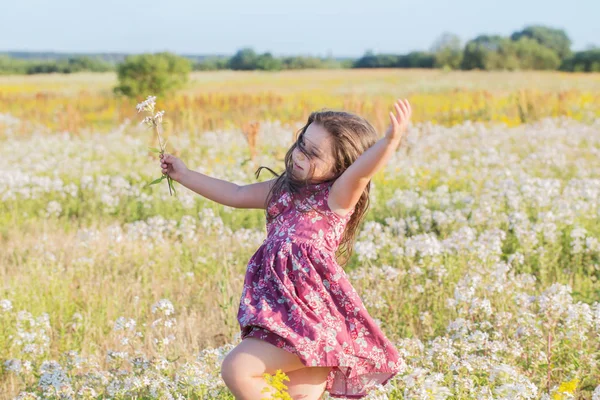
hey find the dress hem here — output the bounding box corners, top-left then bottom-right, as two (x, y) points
(242, 325), (399, 399)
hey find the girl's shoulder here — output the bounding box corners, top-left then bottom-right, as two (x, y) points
(303, 181), (355, 222)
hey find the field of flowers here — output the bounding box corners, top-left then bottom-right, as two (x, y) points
(1, 70), (600, 399)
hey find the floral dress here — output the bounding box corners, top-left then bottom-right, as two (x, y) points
(237, 181), (402, 398)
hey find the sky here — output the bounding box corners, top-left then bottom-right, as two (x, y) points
(0, 0), (596, 57)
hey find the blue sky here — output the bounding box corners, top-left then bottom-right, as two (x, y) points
(1, 0), (596, 57)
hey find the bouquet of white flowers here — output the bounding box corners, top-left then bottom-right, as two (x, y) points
(137, 95), (177, 196)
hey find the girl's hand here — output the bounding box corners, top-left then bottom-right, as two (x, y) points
(160, 153), (189, 183)
(385, 98), (412, 143)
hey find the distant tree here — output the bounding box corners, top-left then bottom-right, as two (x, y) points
(67, 56), (113, 72)
(0, 56), (28, 74)
(511, 37), (561, 70)
(193, 57), (229, 71)
(255, 52), (282, 71)
(396, 52), (435, 68)
(430, 32), (463, 69)
(229, 48), (259, 70)
(282, 56), (323, 69)
(461, 35), (506, 70)
(114, 52), (191, 98)
(560, 49), (600, 72)
(511, 25), (572, 60)
(353, 51), (399, 68)
(461, 35), (560, 70)
(353, 50), (434, 69)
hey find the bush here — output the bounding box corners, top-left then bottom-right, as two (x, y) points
(114, 52), (191, 98)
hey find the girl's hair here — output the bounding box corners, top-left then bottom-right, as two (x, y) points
(255, 110), (380, 266)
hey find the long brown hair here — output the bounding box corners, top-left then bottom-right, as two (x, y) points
(256, 110), (380, 267)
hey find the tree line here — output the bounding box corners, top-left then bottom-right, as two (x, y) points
(1, 25), (598, 76)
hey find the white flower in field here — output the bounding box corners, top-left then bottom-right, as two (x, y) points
(38, 360), (72, 395)
(538, 283), (573, 319)
(136, 95), (157, 113)
(154, 110), (165, 123)
(114, 317), (136, 331)
(152, 298), (175, 316)
(447, 317), (470, 338)
(570, 226), (587, 254)
(494, 381), (538, 399)
(106, 350), (128, 363)
(402, 367), (429, 388)
(354, 240), (378, 261)
(14, 392), (41, 400)
(420, 375), (453, 399)
(0, 299), (12, 312)
(164, 318), (176, 328)
(507, 252), (524, 266)
(155, 356), (170, 370)
(586, 236), (599, 253)
(381, 265), (400, 279)
(363, 384), (389, 399)
(63, 182), (78, 197)
(470, 297), (492, 316)
(362, 289), (387, 309)
(141, 116), (154, 127)
(4, 358), (22, 373)
(404, 233), (443, 258)
(63, 350), (85, 370)
(46, 200), (62, 217)
(22, 360), (33, 373)
(77, 386), (98, 398)
(592, 385), (600, 400)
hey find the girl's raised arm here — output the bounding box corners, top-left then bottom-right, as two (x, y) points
(328, 99), (411, 215)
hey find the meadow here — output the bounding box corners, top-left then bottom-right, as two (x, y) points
(1, 69), (600, 399)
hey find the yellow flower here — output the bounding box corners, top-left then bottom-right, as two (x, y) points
(552, 378), (579, 400)
(262, 369), (292, 400)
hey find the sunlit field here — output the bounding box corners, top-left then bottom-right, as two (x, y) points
(1, 70), (600, 399)
(1, 69), (599, 135)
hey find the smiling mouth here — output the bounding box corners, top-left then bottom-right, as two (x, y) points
(294, 163), (304, 170)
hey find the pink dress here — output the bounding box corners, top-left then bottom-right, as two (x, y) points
(237, 181), (402, 398)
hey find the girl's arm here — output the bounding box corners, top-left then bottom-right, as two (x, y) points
(178, 169), (277, 209)
(329, 99), (411, 214)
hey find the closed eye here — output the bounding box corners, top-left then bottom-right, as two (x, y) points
(298, 135), (322, 159)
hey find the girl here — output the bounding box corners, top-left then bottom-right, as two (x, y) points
(159, 99), (412, 399)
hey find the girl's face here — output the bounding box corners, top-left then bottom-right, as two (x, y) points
(291, 123), (336, 182)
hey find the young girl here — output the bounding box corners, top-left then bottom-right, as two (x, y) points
(159, 99), (412, 399)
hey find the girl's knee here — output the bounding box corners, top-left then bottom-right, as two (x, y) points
(220, 352), (244, 387)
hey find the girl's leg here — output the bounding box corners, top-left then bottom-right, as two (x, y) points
(220, 337), (307, 400)
(285, 366), (331, 400)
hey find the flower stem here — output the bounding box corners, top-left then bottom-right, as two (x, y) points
(154, 122), (172, 196)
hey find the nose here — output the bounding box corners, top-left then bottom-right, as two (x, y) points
(296, 151), (306, 161)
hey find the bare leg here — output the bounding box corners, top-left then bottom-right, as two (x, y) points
(221, 337), (307, 400)
(285, 367), (331, 400)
